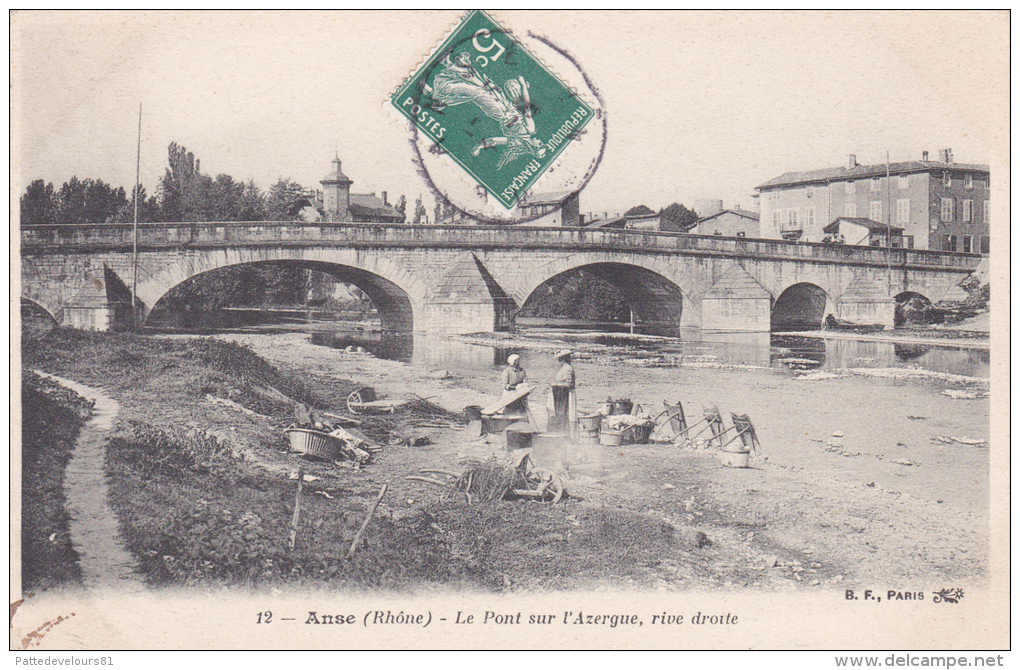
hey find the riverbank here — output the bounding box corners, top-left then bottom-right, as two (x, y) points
(20, 373), (91, 591)
(217, 331), (991, 589)
(21, 328), (990, 593)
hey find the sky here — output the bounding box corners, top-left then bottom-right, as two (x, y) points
(12, 10), (1009, 218)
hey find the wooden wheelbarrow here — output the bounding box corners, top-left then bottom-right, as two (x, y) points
(406, 449), (564, 504)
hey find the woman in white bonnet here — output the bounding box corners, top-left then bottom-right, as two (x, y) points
(500, 353), (528, 413)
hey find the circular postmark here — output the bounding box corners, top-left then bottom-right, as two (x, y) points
(395, 15), (606, 225)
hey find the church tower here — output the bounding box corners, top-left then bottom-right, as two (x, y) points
(320, 155), (353, 222)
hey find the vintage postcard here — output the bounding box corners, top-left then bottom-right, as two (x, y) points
(10, 10), (1008, 655)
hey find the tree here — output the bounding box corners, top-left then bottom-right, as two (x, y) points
(264, 178), (307, 221)
(158, 142), (202, 221)
(111, 184), (161, 223)
(660, 202), (700, 231)
(239, 180), (267, 221)
(55, 177), (128, 224)
(395, 195), (407, 222)
(518, 268), (629, 321)
(20, 180), (57, 225)
(412, 195), (426, 224)
(625, 204), (655, 217)
(434, 201), (441, 225)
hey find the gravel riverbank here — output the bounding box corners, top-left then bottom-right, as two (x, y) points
(212, 331), (991, 590)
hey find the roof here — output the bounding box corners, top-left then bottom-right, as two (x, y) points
(697, 209), (760, 223)
(519, 190), (575, 207)
(757, 160), (989, 190)
(583, 216), (627, 229)
(349, 193), (402, 220)
(823, 217), (904, 234)
(321, 157), (352, 184)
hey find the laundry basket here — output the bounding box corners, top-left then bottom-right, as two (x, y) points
(286, 428), (342, 460)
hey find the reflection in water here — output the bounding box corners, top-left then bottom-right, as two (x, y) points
(310, 331), (502, 369)
(297, 327), (992, 378)
(894, 343), (931, 361)
(150, 309), (989, 380)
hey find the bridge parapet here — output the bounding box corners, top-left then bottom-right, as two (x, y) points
(22, 222), (982, 271)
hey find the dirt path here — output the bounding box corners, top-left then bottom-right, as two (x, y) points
(34, 372), (145, 594)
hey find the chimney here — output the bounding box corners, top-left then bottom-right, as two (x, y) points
(381, 191), (388, 206)
(947, 149), (953, 164)
(603, 212), (608, 220)
(846, 154), (857, 169)
(922, 150), (929, 161)
(938, 149), (950, 163)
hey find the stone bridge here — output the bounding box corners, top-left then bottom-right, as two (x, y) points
(20, 222), (982, 333)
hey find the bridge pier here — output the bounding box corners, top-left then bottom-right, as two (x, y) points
(60, 266), (137, 332)
(426, 253), (516, 334)
(837, 275), (896, 329)
(837, 295), (895, 329)
(700, 264), (773, 332)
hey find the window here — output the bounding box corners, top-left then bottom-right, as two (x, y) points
(844, 202), (857, 217)
(965, 174), (973, 189)
(871, 178), (881, 192)
(804, 207), (815, 228)
(898, 175), (909, 190)
(962, 235), (972, 253)
(787, 208), (799, 227)
(984, 200), (989, 224)
(944, 235), (957, 252)
(772, 210), (781, 229)
(942, 171), (951, 187)
(897, 199), (910, 223)
(981, 236), (990, 254)
(941, 198), (954, 222)
(870, 201), (882, 221)
(962, 199), (973, 222)
(845, 181), (856, 195)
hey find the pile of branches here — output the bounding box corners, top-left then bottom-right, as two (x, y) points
(444, 461), (518, 503)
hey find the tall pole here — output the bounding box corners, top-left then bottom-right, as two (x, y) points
(886, 151), (892, 287)
(132, 103), (141, 331)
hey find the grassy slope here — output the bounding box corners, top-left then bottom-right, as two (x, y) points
(23, 330), (711, 592)
(21, 373), (91, 590)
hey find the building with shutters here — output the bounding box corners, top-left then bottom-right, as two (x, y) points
(756, 150), (989, 253)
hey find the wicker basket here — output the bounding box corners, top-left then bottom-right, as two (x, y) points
(626, 422), (655, 445)
(286, 428), (343, 460)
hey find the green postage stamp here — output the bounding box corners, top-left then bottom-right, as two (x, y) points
(392, 10), (595, 209)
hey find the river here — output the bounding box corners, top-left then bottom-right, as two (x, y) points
(148, 311), (990, 380)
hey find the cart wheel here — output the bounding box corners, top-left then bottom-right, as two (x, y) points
(347, 390), (363, 414)
(530, 468), (564, 504)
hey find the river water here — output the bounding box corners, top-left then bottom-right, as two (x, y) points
(148, 311), (990, 380)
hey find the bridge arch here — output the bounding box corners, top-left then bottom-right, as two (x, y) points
(21, 297), (59, 326)
(894, 290), (936, 327)
(515, 253), (691, 329)
(138, 248), (428, 332)
(771, 282), (835, 331)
